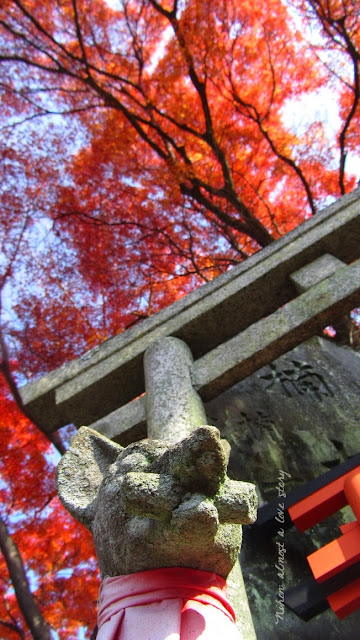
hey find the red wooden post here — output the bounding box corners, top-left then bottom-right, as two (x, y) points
(288, 467), (360, 619)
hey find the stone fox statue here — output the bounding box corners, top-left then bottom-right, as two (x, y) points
(57, 425), (257, 639)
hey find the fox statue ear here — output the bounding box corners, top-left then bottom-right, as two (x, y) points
(56, 427), (123, 528)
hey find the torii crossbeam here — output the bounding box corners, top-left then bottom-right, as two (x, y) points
(20, 187), (360, 444)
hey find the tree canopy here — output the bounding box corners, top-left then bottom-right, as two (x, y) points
(0, 0), (359, 637)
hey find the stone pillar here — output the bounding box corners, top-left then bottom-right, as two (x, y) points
(144, 336), (257, 640)
(144, 337), (207, 443)
(227, 562), (257, 640)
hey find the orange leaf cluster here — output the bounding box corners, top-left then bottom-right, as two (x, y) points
(0, 373), (99, 637)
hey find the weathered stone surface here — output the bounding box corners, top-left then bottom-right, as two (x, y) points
(194, 257), (360, 400)
(142, 335), (257, 640)
(227, 561), (257, 640)
(144, 337), (207, 443)
(89, 255), (360, 444)
(206, 337), (360, 494)
(289, 253), (345, 293)
(216, 479), (258, 524)
(57, 425), (257, 579)
(56, 427), (123, 526)
(91, 398), (147, 446)
(205, 336), (360, 639)
(21, 187), (360, 431)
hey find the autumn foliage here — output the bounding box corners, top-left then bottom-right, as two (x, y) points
(0, 371), (99, 638)
(0, 0), (359, 637)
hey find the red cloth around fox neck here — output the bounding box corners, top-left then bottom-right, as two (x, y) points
(97, 566), (242, 639)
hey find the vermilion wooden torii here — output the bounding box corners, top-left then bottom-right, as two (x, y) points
(288, 466), (360, 620)
(254, 453), (360, 621)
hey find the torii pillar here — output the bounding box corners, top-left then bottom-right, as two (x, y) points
(56, 334), (258, 639)
(143, 336), (257, 639)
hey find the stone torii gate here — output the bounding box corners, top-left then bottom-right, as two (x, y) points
(20, 187), (360, 638)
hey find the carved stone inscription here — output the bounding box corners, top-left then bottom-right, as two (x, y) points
(205, 337), (360, 487)
(260, 360), (334, 401)
(226, 410), (281, 450)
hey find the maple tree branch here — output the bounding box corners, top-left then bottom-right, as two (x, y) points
(71, 0), (87, 65)
(0, 7), (149, 90)
(0, 216), (29, 291)
(147, 0), (175, 19)
(191, 201), (250, 260)
(0, 226), (65, 460)
(0, 331), (66, 456)
(182, 221), (211, 281)
(305, 0), (345, 49)
(179, 181), (273, 247)
(256, 120), (316, 215)
(312, 49), (353, 90)
(227, 75), (316, 216)
(56, 210), (220, 281)
(157, 224), (211, 282)
(84, 76), (170, 160)
(239, 172), (283, 237)
(123, 0), (145, 78)
(2, 596), (26, 638)
(164, 14), (229, 181)
(0, 516), (52, 640)
(3, 0), (137, 86)
(304, 0), (360, 194)
(101, 81), (192, 162)
(0, 22), (78, 80)
(144, 101), (206, 141)
(0, 618), (25, 639)
(193, 175), (276, 245)
(4, 3), (144, 91)
(148, 0), (265, 231)
(11, 0), (80, 66)
(0, 105), (102, 133)
(1, 0), (275, 251)
(336, 24), (359, 194)
(0, 53), (67, 76)
(3, 25), (171, 166)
